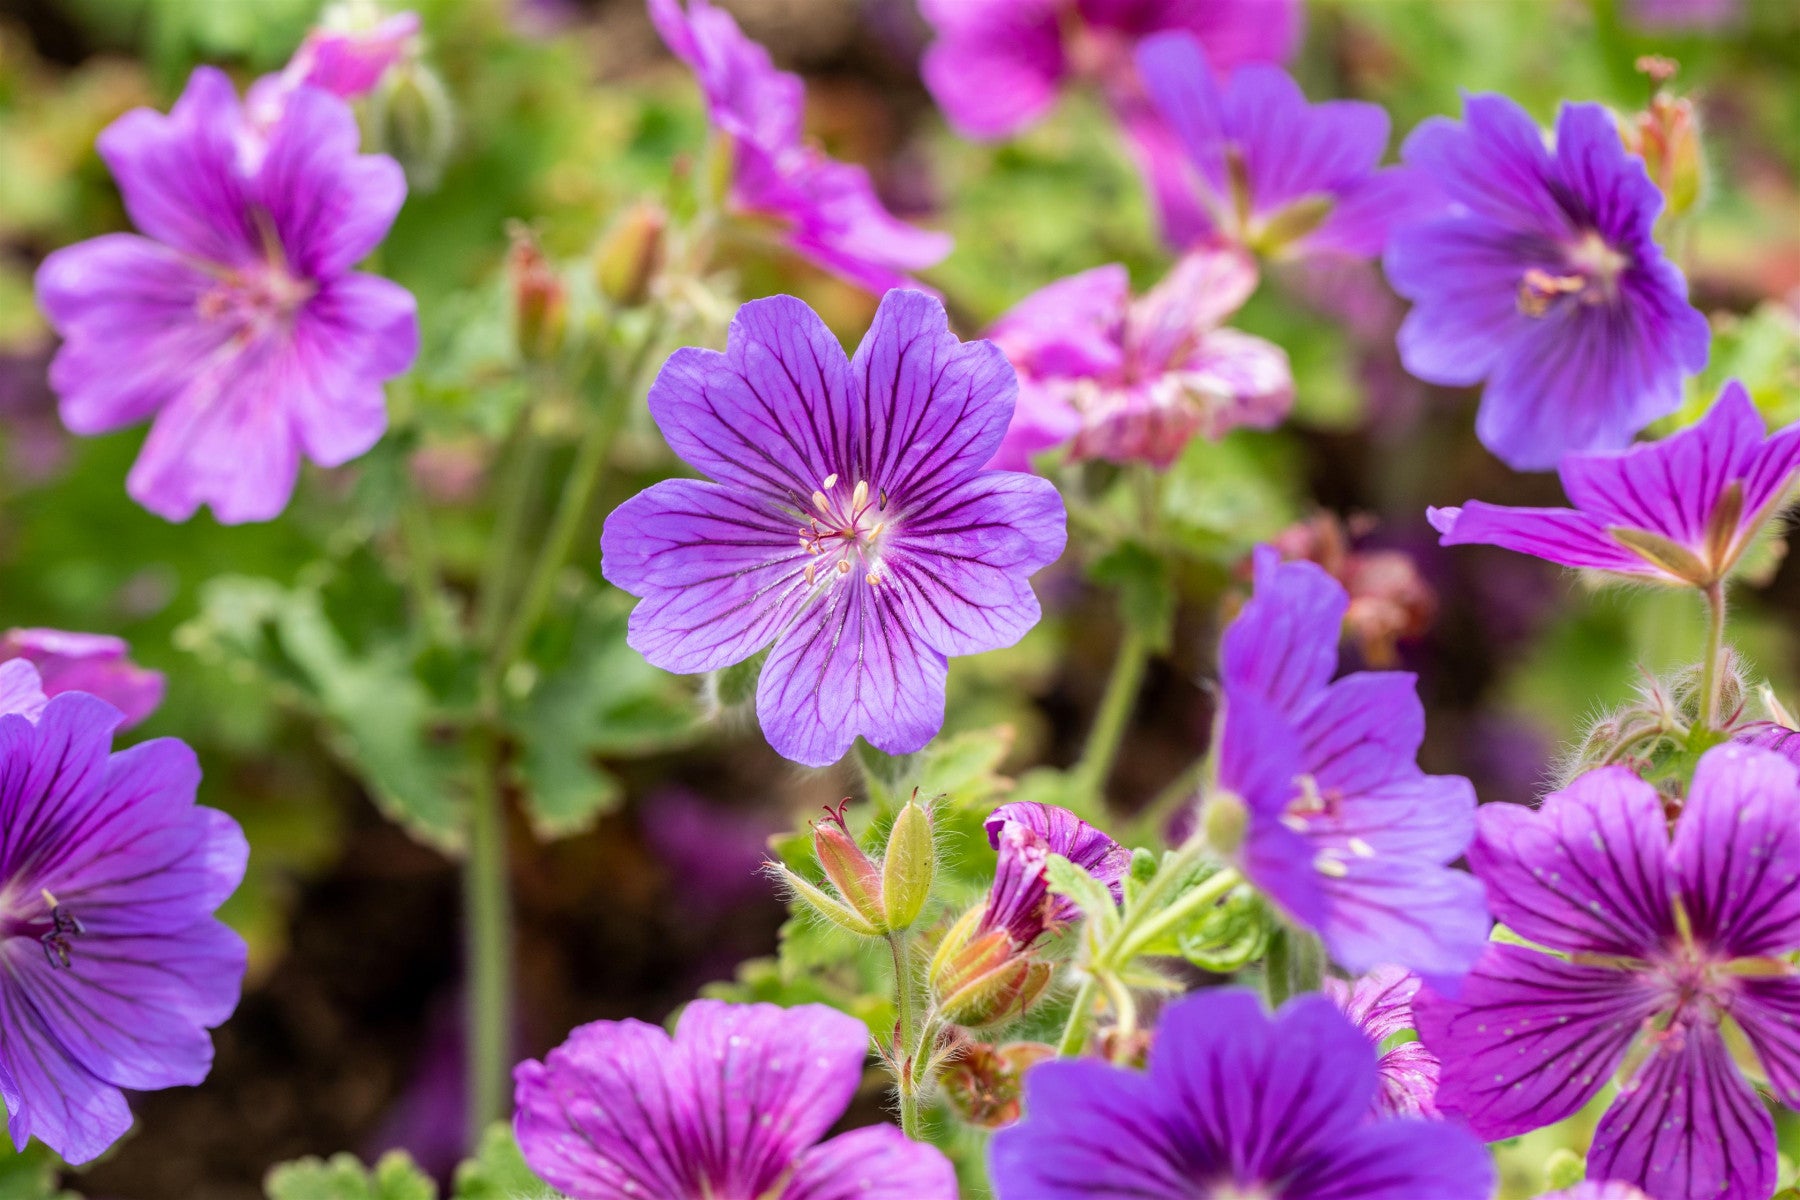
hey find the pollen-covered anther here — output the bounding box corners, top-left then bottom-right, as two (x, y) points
(1313, 853), (1349, 878)
(821, 473), (838, 489)
(866, 571), (881, 587)
(836, 560), (851, 575)
(1517, 268), (1586, 317)
(812, 490), (831, 514)
(852, 480), (869, 509)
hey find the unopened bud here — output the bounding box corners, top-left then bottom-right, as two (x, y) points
(770, 863), (881, 937)
(508, 224), (567, 363)
(1619, 67), (1704, 222)
(1542, 1148), (1585, 1192)
(1200, 790), (1249, 856)
(814, 802), (887, 933)
(368, 59), (456, 192)
(595, 201), (668, 308)
(939, 1040), (1053, 1129)
(881, 798), (934, 932)
(929, 907), (1051, 1028)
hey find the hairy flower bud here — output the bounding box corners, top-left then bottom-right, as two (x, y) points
(881, 798), (935, 932)
(811, 800), (888, 932)
(1620, 60), (1704, 221)
(768, 862), (882, 937)
(939, 1040), (1053, 1129)
(594, 201), (668, 308)
(368, 59), (456, 191)
(508, 224), (567, 363)
(929, 908), (1052, 1029)
(1200, 789), (1249, 856)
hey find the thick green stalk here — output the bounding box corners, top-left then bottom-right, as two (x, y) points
(889, 932), (923, 1139)
(1070, 626), (1151, 807)
(1696, 580), (1728, 734)
(1264, 928), (1293, 1009)
(463, 734), (513, 1143)
(1056, 976), (1101, 1057)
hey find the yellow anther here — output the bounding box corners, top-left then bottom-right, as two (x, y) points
(804, 563), (817, 585)
(836, 559), (851, 575)
(852, 480), (869, 509)
(40, 888), (58, 908)
(868, 521), (884, 538)
(1313, 854), (1349, 879)
(822, 473), (838, 490)
(866, 571), (881, 587)
(813, 490), (830, 514)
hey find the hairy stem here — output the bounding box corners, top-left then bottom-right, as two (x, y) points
(889, 932), (923, 1139)
(1056, 976), (1101, 1057)
(1697, 580), (1728, 734)
(463, 733), (513, 1144)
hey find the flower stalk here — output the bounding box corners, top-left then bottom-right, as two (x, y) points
(463, 730), (513, 1142)
(1070, 624), (1151, 808)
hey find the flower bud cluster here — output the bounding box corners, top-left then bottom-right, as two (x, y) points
(771, 797), (936, 938)
(927, 907), (1054, 1029)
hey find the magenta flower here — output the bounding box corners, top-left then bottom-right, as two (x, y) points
(0, 628), (164, 729)
(1431, 381), (1800, 588)
(1385, 93), (1709, 471)
(35, 67), (417, 524)
(981, 802), (1130, 945)
(249, 9), (421, 123)
(1136, 31), (1438, 258)
(1417, 744), (1800, 1200)
(987, 249), (1291, 471)
(1547, 1188), (1654, 1200)
(989, 988), (1495, 1199)
(0, 663), (248, 1164)
(1324, 966), (1441, 1118)
(649, 0), (949, 294)
(514, 999), (955, 1199)
(1625, 0), (1739, 29)
(918, 0), (1301, 242)
(1212, 547), (1489, 979)
(601, 290), (1065, 767)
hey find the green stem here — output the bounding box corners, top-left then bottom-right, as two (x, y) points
(400, 491), (452, 644)
(489, 319), (667, 679)
(463, 733), (513, 1144)
(1056, 975), (1100, 1057)
(475, 420), (551, 649)
(1696, 580), (1728, 734)
(1264, 928), (1293, 1009)
(1070, 625), (1151, 805)
(889, 933), (923, 1140)
(1112, 866), (1242, 965)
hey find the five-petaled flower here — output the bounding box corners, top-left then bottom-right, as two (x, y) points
(1385, 93), (1709, 471)
(1418, 744), (1800, 1200)
(0, 627), (164, 729)
(514, 999), (956, 1199)
(649, 0), (950, 295)
(35, 67), (419, 524)
(601, 289), (1066, 767)
(1207, 547), (1490, 979)
(1431, 380), (1800, 589)
(989, 987), (1495, 1199)
(986, 249), (1291, 471)
(0, 662), (248, 1164)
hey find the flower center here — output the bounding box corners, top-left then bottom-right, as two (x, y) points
(797, 473), (891, 588)
(196, 259), (316, 347)
(0, 888), (85, 971)
(1517, 231), (1632, 317)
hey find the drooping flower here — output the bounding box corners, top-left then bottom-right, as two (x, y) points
(601, 290), (1066, 767)
(514, 999), (956, 1199)
(649, 0), (949, 294)
(1206, 546), (1489, 979)
(1430, 381), (1800, 587)
(250, 6), (421, 124)
(35, 67), (419, 524)
(1416, 744), (1800, 1200)
(0, 628), (164, 728)
(1136, 31), (1438, 258)
(1324, 966), (1441, 1118)
(1385, 93), (1710, 470)
(0, 663), (248, 1164)
(918, 0), (1301, 242)
(986, 249), (1291, 471)
(989, 987), (1496, 1199)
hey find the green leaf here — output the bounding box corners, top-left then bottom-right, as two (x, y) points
(0, 1129), (80, 1200)
(1160, 430), (1300, 562)
(1088, 543), (1175, 651)
(907, 724), (1017, 811)
(1044, 853), (1120, 943)
(264, 1151), (437, 1200)
(451, 1125), (547, 1200)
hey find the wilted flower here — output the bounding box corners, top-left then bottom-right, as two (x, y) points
(35, 67), (419, 523)
(987, 249), (1291, 470)
(918, 0), (1301, 242)
(1430, 381), (1800, 588)
(1324, 966), (1441, 1118)
(1206, 548), (1489, 979)
(649, 0), (949, 294)
(1385, 93), (1709, 470)
(989, 988), (1495, 1199)
(514, 1000), (956, 1199)
(1418, 744), (1800, 1200)
(0, 627), (164, 728)
(0, 664), (248, 1164)
(601, 290), (1065, 767)
(1136, 31), (1438, 258)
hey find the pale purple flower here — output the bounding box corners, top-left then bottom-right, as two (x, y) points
(649, 0), (949, 294)
(1430, 381), (1800, 587)
(1212, 547), (1489, 979)
(35, 67), (418, 524)
(1324, 966), (1441, 1118)
(987, 249), (1291, 470)
(1136, 31), (1439, 257)
(1385, 93), (1710, 471)
(514, 999), (955, 1199)
(601, 290), (1066, 767)
(981, 801), (1130, 945)
(0, 628), (165, 729)
(1626, 0), (1739, 29)
(1417, 744), (1800, 1200)
(249, 9), (421, 124)
(1547, 1187), (1654, 1200)
(989, 987), (1495, 1199)
(919, 0), (1301, 242)
(0, 663), (248, 1164)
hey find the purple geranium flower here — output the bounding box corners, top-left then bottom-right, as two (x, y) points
(919, 0), (1300, 243)
(514, 999), (955, 1199)
(989, 987), (1496, 1198)
(1324, 966), (1441, 1118)
(1385, 93), (1710, 471)
(986, 249), (1291, 470)
(1431, 381), (1800, 588)
(0, 663), (248, 1164)
(1136, 31), (1438, 258)
(650, 0), (949, 294)
(1211, 547), (1489, 979)
(1548, 1188), (1654, 1200)
(249, 9), (421, 123)
(601, 290), (1066, 767)
(981, 801), (1130, 945)
(1417, 744), (1800, 1200)
(35, 67), (418, 524)
(0, 628), (165, 729)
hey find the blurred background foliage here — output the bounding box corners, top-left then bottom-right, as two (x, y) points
(0, 0), (1798, 1195)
